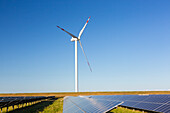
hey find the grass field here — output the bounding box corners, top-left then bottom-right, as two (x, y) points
(0, 91), (170, 97)
(39, 98), (63, 113)
(1, 91), (169, 113)
(108, 107), (147, 113)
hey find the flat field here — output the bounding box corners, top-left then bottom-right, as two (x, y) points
(0, 91), (170, 97)
(1, 91), (169, 113)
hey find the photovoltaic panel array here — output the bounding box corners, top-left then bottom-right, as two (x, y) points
(0, 96), (55, 112)
(63, 96), (122, 113)
(63, 95), (170, 113)
(91, 95), (170, 113)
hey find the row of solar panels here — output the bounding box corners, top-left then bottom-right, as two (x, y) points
(0, 96), (55, 110)
(63, 94), (170, 113)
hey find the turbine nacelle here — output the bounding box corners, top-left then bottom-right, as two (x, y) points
(71, 37), (79, 42)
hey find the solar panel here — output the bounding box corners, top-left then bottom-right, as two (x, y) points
(63, 96), (122, 113)
(0, 96), (55, 112)
(63, 95), (170, 113)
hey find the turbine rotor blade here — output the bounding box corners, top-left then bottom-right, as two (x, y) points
(79, 40), (92, 72)
(57, 26), (78, 38)
(78, 17), (91, 39)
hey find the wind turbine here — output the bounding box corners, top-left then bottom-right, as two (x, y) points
(57, 17), (92, 92)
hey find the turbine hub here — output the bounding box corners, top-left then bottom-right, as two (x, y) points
(71, 37), (79, 42)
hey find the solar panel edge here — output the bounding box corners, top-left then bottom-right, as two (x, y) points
(104, 101), (124, 113)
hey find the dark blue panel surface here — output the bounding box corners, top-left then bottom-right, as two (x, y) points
(63, 95), (170, 113)
(153, 104), (170, 113)
(133, 102), (162, 111)
(63, 96), (121, 113)
(0, 96), (54, 109)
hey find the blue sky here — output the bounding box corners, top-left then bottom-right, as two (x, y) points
(0, 0), (170, 93)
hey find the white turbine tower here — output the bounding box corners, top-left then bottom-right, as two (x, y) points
(57, 17), (92, 92)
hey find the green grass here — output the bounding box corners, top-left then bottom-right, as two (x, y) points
(108, 107), (147, 113)
(39, 98), (63, 113)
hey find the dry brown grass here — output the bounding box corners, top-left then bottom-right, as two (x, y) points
(0, 91), (170, 97)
